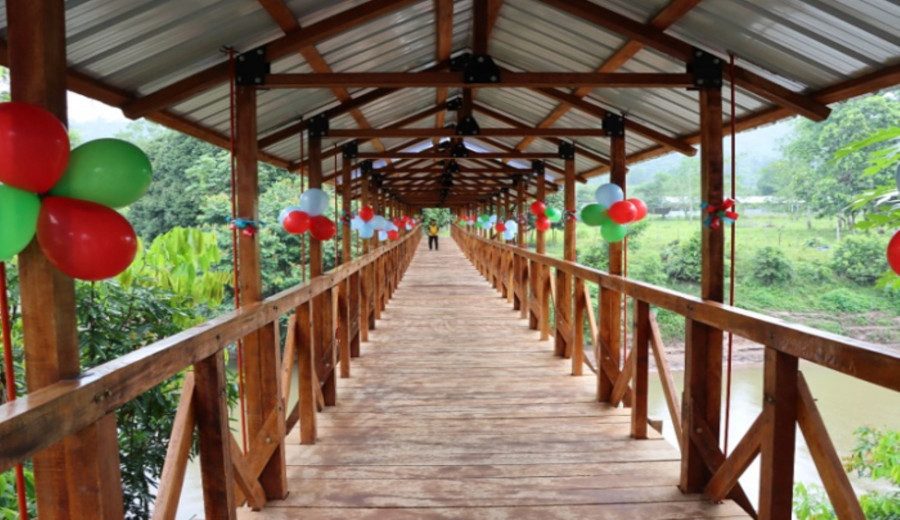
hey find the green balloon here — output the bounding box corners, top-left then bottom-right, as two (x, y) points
(51, 138), (152, 208)
(601, 222), (627, 243)
(0, 185), (41, 261)
(545, 206), (562, 223)
(580, 204), (610, 227)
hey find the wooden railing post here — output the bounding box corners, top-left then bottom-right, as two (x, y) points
(758, 349), (799, 519)
(554, 151), (576, 358)
(631, 300), (650, 439)
(599, 129), (625, 402)
(194, 352), (237, 519)
(8, 1), (125, 516)
(680, 78), (725, 493)
(234, 81), (287, 500)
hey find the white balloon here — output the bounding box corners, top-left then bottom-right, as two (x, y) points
(278, 205), (303, 224)
(503, 229), (516, 241)
(594, 183), (624, 209)
(371, 215), (388, 230)
(299, 188), (330, 216)
(504, 219), (518, 232)
(359, 222), (375, 239)
(350, 215), (364, 231)
(489, 214), (498, 223)
(377, 230), (388, 241)
(405, 223), (412, 231)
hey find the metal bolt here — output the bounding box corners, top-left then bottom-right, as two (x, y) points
(697, 79), (705, 85)
(257, 48), (264, 55)
(477, 56), (485, 63)
(490, 75), (498, 82)
(696, 427), (703, 433)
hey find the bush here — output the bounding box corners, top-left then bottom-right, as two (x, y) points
(661, 234), (701, 283)
(750, 246), (793, 285)
(831, 234), (889, 285)
(796, 261), (832, 284)
(819, 288), (877, 313)
(632, 256), (666, 285)
(579, 242), (609, 271)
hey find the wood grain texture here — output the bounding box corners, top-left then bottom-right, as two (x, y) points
(237, 239), (746, 518)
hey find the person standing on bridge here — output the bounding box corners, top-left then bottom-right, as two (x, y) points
(427, 221), (440, 250)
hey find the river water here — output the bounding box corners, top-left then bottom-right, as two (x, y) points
(175, 362), (898, 518)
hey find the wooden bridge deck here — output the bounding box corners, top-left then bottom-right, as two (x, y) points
(239, 238), (748, 519)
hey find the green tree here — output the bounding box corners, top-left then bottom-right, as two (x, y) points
(781, 93), (900, 230)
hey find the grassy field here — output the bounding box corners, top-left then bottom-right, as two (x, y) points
(536, 214), (899, 346)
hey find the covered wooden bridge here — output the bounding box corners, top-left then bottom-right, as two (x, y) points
(0, 1), (898, 519)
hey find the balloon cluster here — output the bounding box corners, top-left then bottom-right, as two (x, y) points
(889, 230), (900, 276)
(348, 205), (411, 241)
(580, 183), (648, 243)
(279, 188), (337, 241)
(529, 201), (562, 232)
(0, 102), (151, 281)
(476, 214), (497, 231)
(498, 219), (519, 241)
(458, 214), (476, 227)
(702, 198), (739, 230)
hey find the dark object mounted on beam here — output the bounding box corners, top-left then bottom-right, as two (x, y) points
(602, 114), (625, 138)
(451, 141), (469, 158)
(308, 114), (329, 138)
(360, 160), (374, 175)
(456, 115), (480, 135)
(687, 49), (723, 89)
(558, 142), (576, 160)
(341, 141), (359, 159)
(450, 52), (502, 84)
(235, 46), (270, 86)
(532, 160), (545, 176)
(446, 97), (463, 111)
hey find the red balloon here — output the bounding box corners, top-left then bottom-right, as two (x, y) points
(387, 230), (400, 241)
(628, 198), (648, 221)
(608, 200), (637, 224)
(0, 102), (71, 193)
(888, 230), (900, 275)
(37, 197), (137, 281)
(309, 215), (337, 241)
(359, 205), (375, 222)
(282, 210), (310, 234)
(535, 215), (551, 232)
(495, 222), (506, 232)
(530, 201), (546, 216)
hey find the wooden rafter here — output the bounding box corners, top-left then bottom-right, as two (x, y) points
(264, 71), (694, 88)
(514, 0), (702, 154)
(257, 0), (392, 160)
(122, 0), (420, 118)
(433, 0), (454, 143)
(582, 62), (900, 177)
(537, 0), (831, 120)
(327, 127), (608, 138)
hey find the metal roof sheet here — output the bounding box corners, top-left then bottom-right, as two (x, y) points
(1, 0), (896, 191)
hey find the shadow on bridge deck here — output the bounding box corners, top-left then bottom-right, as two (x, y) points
(238, 237), (748, 519)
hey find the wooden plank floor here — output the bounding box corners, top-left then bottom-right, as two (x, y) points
(239, 237), (748, 519)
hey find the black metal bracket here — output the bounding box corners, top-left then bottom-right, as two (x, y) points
(371, 172), (384, 188)
(687, 48), (723, 89)
(602, 113), (625, 138)
(464, 54), (501, 84)
(532, 160), (545, 176)
(235, 46), (270, 86)
(450, 141), (469, 158)
(360, 160), (374, 174)
(341, 140), (358, 159)
(456, 115), (480, 135)
(558, 142), (576, 160)
(449, 52), (472, 71)
(446, 97), (463, 111)
(308, 114), (329, 138)
(443, 160), (460, 174)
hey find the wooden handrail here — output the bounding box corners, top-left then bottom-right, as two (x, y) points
(458, 228), (899, 391)
(0, 228), (420, 473)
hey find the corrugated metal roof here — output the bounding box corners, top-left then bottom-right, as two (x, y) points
(1, 0), (897, 194)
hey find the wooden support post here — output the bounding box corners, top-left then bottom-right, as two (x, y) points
(308, 134), (337, 406)
(8, 1), (124, 517)
(296, 302), (316, 444)
(758, 349), (799, 519)
(533, 175), (550, 339)
(194, 352), (237, 520)
(554, 153), (576, 358)
(631, 300), (650, 439)
(234, 84), (287, 499)
(338, 154), (353, 377)
(680, 85), (725, 493)
(599, 134), (625, 402)
(515, 176), (527, 318)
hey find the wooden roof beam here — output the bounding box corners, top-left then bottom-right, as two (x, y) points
(473, 103), (612, 167)
(537, 0), (831, 121)
(257, 0), (394, 162)
(514, 0), (701, 154)
(433, 0), (454, 143)
(122, 0), (420, 118)
(355, 151), (559, 159)
(265, 71), (694, 88)
(327, 128), (608, 138)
